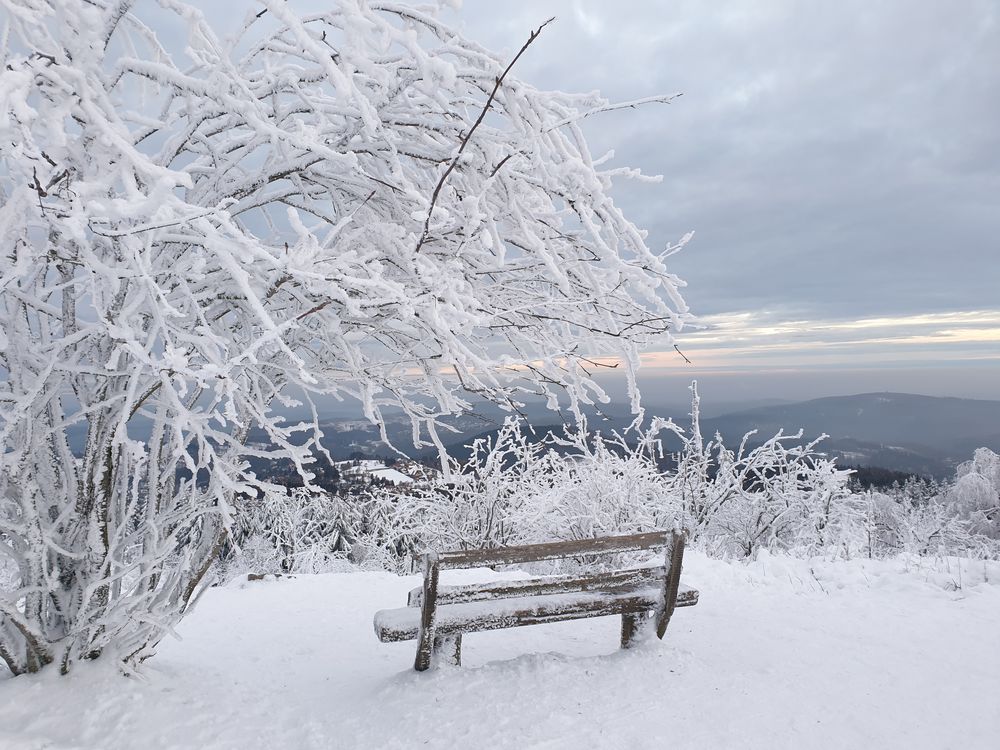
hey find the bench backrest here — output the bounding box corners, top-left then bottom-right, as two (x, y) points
(432, 530), (673, 570)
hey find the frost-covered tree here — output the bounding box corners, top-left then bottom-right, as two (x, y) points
(947, 448), (1000, 539)
(0, 0), (689, 674)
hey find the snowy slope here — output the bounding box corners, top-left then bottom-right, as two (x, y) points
(368, 468), (414, 485)
(1, 553), (998, 750)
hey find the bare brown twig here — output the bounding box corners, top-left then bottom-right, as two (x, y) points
(416, 17), (555, 253)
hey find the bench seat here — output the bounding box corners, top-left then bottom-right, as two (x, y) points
(375, 583), (699, 642)
(405, 564), (683, 607)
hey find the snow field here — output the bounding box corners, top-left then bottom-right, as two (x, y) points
(1, 552), (998, 750)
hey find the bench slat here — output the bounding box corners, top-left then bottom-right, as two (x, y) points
(377, 589), (649, 642)
(436, 531), (671, 570)
(376, 584), (699, 643)
(408, 566), (666, 606)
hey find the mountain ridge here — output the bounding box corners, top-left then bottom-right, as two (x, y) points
(427, 392), (1000, 478)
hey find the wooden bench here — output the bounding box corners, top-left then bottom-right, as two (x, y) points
(373, 530), (698, 671)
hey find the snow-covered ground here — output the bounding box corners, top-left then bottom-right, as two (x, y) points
(2, 553), (998, 750)
(337, 460), (416, 485)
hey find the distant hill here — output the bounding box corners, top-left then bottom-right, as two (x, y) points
(419, 392), (1000, 479)
(698, 393), (1000, 478)
(63, 391), (999, 481)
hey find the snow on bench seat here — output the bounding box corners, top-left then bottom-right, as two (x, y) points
(374, 583), (699, 642)
(405, 565), (695, 607)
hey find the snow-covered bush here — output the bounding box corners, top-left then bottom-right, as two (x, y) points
(316, 419), (685, 573)
(947, 448), (1000, 539)
(224, 421), (1000, 580)
(668, 384), (855, 557)
(853, 481), (997, 561)
(0, 0), (689, 675)
(517, 428), (681, 545)
(343, 490), (431, 574)
(224, 489), (352, 576)
(338, 399), (857, 569)
(408, 419), (555, 553)
(861, 490), (911, 558)
(855, 450), (1000, 559)
(327, 420), (560, 573)
(903, 499), (991, 558)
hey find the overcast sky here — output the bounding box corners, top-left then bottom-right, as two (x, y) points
(431, 0), (1000, 403)
(191, 1), (1000, 403)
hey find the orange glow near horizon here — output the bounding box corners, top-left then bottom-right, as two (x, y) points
(635, 309), (1000, 373)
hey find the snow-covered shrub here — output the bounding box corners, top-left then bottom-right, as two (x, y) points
(343, 491), (427, 574)
(903, 500), (990, 557)
(861, 491), (911, 558)
(0, 0), (690, 675)
(325, 419), (685, 573)
(332, 420), (556, 572)
(506, 428), (687, 572)
(669, 383), (854, 557)
(416, 419), (554, 553)
(224, 489), (353, 576)
(858, 449), (1000, 559)
(855, 477), (999, 560)
(684, 436), (854, 558)
(670, 416), (998, 560)
(344, 404), (856, 568)
(224, 424), (1000, 581)
(947, 448), (1000, 539)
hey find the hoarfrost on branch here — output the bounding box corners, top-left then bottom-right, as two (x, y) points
(0, 0), (688, 674)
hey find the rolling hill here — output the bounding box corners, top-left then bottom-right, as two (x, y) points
(697, 393), (1000, 477)
(428, 392), (1000, 478)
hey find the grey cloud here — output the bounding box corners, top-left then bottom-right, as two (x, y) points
(185, 0), (999, 320)
(180, 1), (1000, 396)
(443, 0), (1000, 321)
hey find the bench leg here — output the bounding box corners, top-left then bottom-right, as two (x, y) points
(434, 634), (462, 666)
(620, 611), (651, 649)
(415, 644), (432, 672)
(414, 557), (441, 672)
(656, 530), (686, 639)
